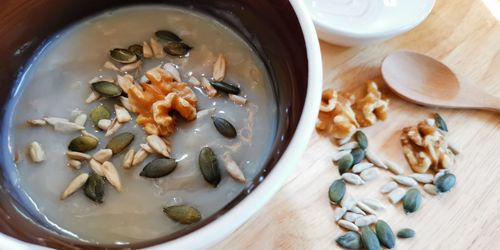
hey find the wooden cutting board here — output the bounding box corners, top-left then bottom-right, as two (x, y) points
(214, 0), (500, 249)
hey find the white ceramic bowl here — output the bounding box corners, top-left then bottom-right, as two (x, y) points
(304, 0), (436, 46)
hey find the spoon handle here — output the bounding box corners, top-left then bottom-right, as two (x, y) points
(481, 95), (500, 113)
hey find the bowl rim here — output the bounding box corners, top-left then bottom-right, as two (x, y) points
(0, 0), (323, 248)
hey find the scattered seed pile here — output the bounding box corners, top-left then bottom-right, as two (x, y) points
(24, 29), (250, 225)
(318, 84), (460, 249)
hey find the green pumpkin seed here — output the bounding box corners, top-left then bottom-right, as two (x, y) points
(68, 135), (98, 152)
(210, 81), (241, 95)
(434, 113), (448, 132)
(155, 30), (182, 43)
(329, 179), (346, 204)
(436, 173), (456, 193)
(90, 105), (110, 127)
(140, 158), (177, 178)
(84, 172), (105, 203)
(336, 231), (361, 249)
(109, 48), (137, 64)
(128, 44), (144, 59)
(355, 131), (368, 149)
(91, 81), (122, 97)
(403, 188), (422, 214)
(212, 116), (237, 138)
(361, 226), (381, 250)
(351, 148), (365, 165)
(198, 147), (221, 187)
(106, 132), (134, 154)
(163, 205), (201, 224)
(338, 154), (354, 174)
(163, 42), (192, 56)
(397, 228), (415, 238)
(375, 220), (395, 249)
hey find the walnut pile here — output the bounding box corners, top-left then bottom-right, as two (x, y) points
(128, 67), (198, 136)
(400, 118), (456, 173)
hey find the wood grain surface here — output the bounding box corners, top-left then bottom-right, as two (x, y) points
(214, 0), (500, 249)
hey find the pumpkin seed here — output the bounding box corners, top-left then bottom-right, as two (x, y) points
(360, 227), (381, 250)
(403, 188), (422, 214)
(434, 113), (448, 132)
(435, 173), (456, 193)
(210, 81), (240, 95)
(355, 131), (368, 149)
(351, 148), (365, 165)
(375, 220), (395, 249)
(336, 231), (361, 249)
(397, 228), (415, 238)
(212, 116), (237, 138)
(163, 42), (192, 56)
(338, 154), (354, 174)
(84, 172), (105, 203)
(163, 205), (201, 224)
(90, 105), (110, 127)
(155, 30), (182, 43)
(109, 48), (137, 64)
(328, 179), (346, 204)
(128, 44), (144, 59)
(91, 81), (122, 97)
(199, 147), (221, 187)
(338, 220), (359, 232)
(68, 135), (98, 152)
(106, 132), (134, 154)
(140, 158), (177, 178)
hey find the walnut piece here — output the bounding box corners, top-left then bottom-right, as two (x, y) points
(316, 89), (358, 139)
(354, 81), (389, 127)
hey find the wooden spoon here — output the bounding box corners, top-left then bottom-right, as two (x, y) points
(381, 51), (500, 113)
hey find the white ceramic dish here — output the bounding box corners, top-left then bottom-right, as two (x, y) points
(304, 0), (436, 46)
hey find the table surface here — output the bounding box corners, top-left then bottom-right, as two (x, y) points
(214, 0), (500, 249)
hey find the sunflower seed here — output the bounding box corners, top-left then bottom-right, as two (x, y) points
(342, 173), (365, 185)
(360, 226), (380, 250)
(338, 135), (353, 146)
(349, 206), (367, 215)
(434, 113), (448, 132)
(116, 74), (134, 93)
(354, 131), (368, 149)
(340, 194), (357, 210)
(435, 173), (456, 193)
(90, 106), (110, 127)
(383, 160), (404, 175)
(27, 119), (47, 126)
(375, 220), (395, 249)
(188, 76), (201, 86)
(120, 96), (135, 112)
(73, 114), (87, 127)
(67, 159), (82, 170)
(392, 175), (418, 187)
(397, 228), (416, 238)
(361, 198), (385, 211)
(423, 184), (439, 195)
(140, 143), (155, 154)
(110, 48), (137, 64)
(128, 44), (143, 59)
(210, 81), (240, 95)
(102, 161), (122, 191)
(163, 205), (201, 225)
(142, 41), (153, 58)
(150, 37), (166, 58)
(329, 179), (346, 204)
(201, 76), (217, 97)
(98, 119), (112, 131)
(339, 141), (359, 151)
(335, 207), (347, 221)
(381, 181), (398, 193)
(60, 173), (89, 200)
(403, 188), (422, 213)
(132, 149), (149, 167)
(336, 231), (361, 249)
(103, 61), (119, 71)
(105, 118), (123, 136)
(199, 147), (221, 187)
(365, 150), (388, 169)
(360, 168), (379, 182)
(357, 201), (377, 215)
(338, 220), (359, 232)
(84, 172), (105, 203)
(355, 215), (377, 227)
(332, 150), (352, 161)
(343, 212), (363, 222)
(388, 188), (406, 204)
(66, 151), (91, 161)
(155, 30), (182, 43)
(228, 94), (247, 105)
(213, 54), (226, 81)
(163, 42), (192, 56)
(114, 104), (131, 123)
(212, 116), (237, 138)
(122, 149), (135, 169)
(409, 173), (434, 184)
(352, 162), (373, 173)
(120, 60), (142, 73)
(147, 135), (170, 157)
(89, 158), (105, 176)
(92, 149), (113, 164)
(447, 140), (461, 155)
(28, 141), (45, 163)
(163, 63), (181, 82)
(68, 135), (98, 152)
(338, 154), (354, 174)
(224, 156), (246, 183)
(85, 91), (101, 104)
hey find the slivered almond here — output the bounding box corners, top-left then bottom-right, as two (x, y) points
(103, 61), (119, 71)
(120, 60), (142, 73)
(163, 63), (181, 82)
(212, 54), (226, 81)
(44, 117), (69, 125)
(93, 149), (113, 163)
(53, 121), (85, 132)
(140, 143), (155, 154)
(105, 118), (122, 136)
(201, 77), (217, 97)
(123, 149), (135, 169)
(73, 114), (87, 127)
(114, 104), (131, 123)
(28, 141), (45, 163)
(116, 74), (134, 93)
(120, 96), (135, 112)
(224, 156), (246, 183)
(188, 76), (201, 86)
(150, 37), (165, 58)
(85, 91), (101, 103)
(60, 173), (89, 200)
(98, 119), (112, 131)
(27, 119), (47, 126)
(143, 41), (153, 58)
(146, 135), (170, 157)
(102, 161), (122, 191)
(66, 151), (91, 161)
(67, 159), (82, 170)
(89, 158), (105, 176)
(228, 94), (247, 105)
(132, 149), (148, 166)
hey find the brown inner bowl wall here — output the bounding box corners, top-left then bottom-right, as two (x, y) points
(0, 0), (308, 248)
